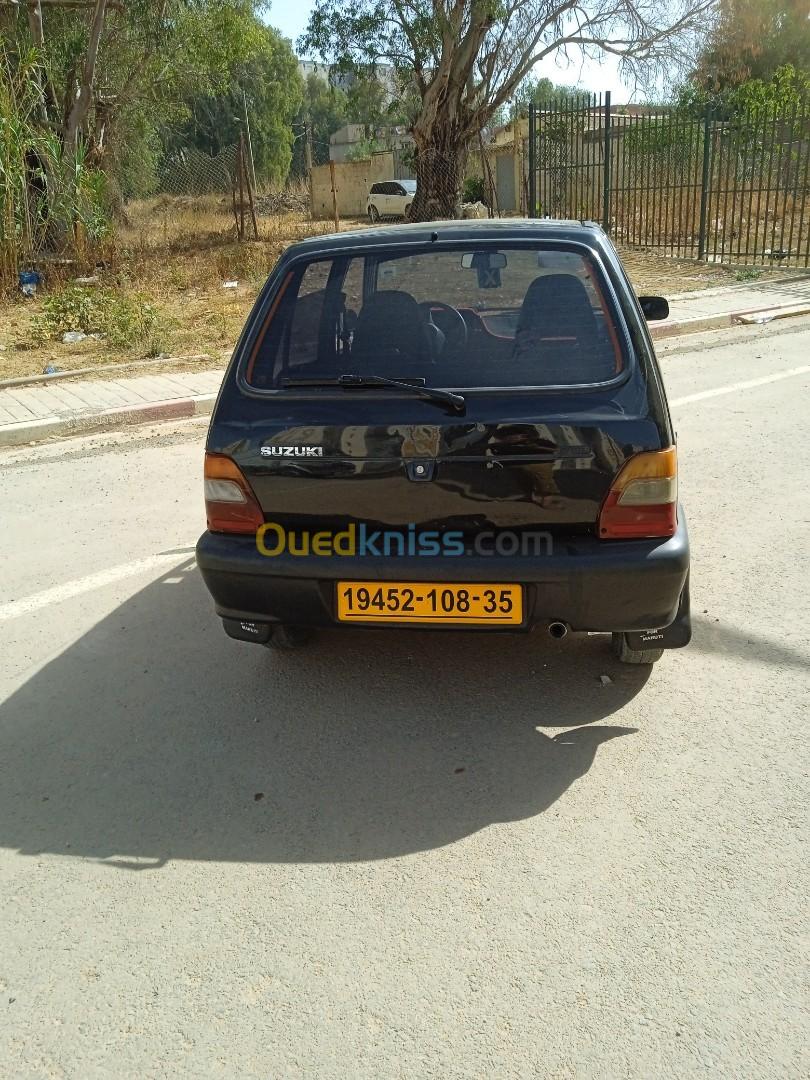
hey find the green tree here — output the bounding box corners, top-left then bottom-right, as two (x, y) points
(302, 0), (718, 220)
(180, 25), (302, 185)
(291, 72), (349, 176)
(691, 0), (810, 91)
(676, 63), (810, 133)
(3, 1), (290, 190)
(345, 73), (409, 131)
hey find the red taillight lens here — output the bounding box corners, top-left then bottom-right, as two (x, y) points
(204, 452), (264, 534)
(598, 448), (678, 539)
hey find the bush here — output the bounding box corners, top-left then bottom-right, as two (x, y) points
(31, 285), (163, 348)
(462, 176), (488, 205)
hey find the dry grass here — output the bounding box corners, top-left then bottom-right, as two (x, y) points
(0, 194), (800, 382)
(0, 196), (366, 382)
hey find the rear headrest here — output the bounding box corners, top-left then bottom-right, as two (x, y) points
(517, 274), (597, 336)
(352, 289), (429, 366)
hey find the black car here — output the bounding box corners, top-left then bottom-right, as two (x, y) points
(197, 219), (689, 664)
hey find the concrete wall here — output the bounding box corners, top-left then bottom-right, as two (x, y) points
(310, 152), (397, 218)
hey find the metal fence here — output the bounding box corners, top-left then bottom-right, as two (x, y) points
(528, 94), (810, 267)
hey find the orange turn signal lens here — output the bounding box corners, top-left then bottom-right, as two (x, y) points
(598, 448), (678, 539)
(204, 452), (264, 534)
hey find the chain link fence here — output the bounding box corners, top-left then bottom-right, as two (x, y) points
(155, 145), (238, 197)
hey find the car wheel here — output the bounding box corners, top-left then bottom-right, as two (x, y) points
(611, 632), (664, 665)
(368, 205), (379, 223)
(265, 624), (314, 650)
(404, 203), (413, 221)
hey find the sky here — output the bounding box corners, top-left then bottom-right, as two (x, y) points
(266, 0), (639, 103)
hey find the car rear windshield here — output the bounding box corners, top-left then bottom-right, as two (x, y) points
(244, 245), (626, 390)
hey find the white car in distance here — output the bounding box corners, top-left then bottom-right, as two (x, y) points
(366, 180), (416, 222)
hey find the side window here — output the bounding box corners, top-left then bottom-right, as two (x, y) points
(370, 184), (382, 196)
(341, 257), (364, 316)
(393, 184), (405, 196)
(247, 261), (331, 386)
(246, 257), (365, 387)
(286, 262), (332, 370)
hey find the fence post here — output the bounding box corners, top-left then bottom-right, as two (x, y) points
(602, 91), (612, 230)
(697, 108), (712, 260)
(528, 104), (537, 217)
(328, 159), (340, 232)
(242, 89), (258, 196)
(237, 132), (246, 240)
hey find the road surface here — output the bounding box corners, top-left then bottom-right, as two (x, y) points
(1, 319), (808, 1079)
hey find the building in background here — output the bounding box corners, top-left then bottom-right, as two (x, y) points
(297, 59), (398, 101)
(329, 123), (414, 163)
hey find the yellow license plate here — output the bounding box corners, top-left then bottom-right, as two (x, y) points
(336, 582), (523, 625)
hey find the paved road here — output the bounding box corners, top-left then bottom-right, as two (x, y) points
(1, 320), (808, 1079)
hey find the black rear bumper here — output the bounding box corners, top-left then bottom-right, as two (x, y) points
(196, 513), (690, 641)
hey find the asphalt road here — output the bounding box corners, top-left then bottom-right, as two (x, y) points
(1, 319), (808, 1079)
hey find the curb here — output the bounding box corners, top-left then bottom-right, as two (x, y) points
(0, 393), (216, 448)
(650, 313), (733, 339)
(0, 353), (218, 391)
(651, 302), (810, 340)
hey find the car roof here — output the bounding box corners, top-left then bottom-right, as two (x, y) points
(285, 218), (606, 258)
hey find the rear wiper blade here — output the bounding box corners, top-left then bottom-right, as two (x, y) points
(283, 374), (466, 414)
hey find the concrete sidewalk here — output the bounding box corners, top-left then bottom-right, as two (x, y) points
(650, 274), (810, 338)
(0, 369), (222, 446)
(1, 275), (809, 448)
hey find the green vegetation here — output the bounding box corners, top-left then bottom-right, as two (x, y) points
(0, 42), (110, 289)
(678, 64), (810, 121)
(291, 74), (349, 174)
(677, 1), (810, 121)
(0, 1), (302, 288)
(690, 0), (810, 92)
(462, 176), (488, 205)
(31, 285), (164, 349)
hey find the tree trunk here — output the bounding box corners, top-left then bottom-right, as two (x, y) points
(63, 0), (108, 153)
(409, 121), (466, 222)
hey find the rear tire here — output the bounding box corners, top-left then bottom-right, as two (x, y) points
(611, 632), (664, 665)
(368, 205), (379, 223)
(266, 625), (313, 650)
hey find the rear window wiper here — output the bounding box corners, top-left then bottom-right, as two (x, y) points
(283, 374), (466, 414)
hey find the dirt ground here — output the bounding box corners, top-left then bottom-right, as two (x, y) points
(0, 196), (796, 382)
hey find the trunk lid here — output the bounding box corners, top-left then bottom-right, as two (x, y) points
(216, 383), (665, 538)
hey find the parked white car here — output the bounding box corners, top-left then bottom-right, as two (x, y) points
(366, 180), (416, 222)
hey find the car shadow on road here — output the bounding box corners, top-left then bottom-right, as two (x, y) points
(689, 615), (810, 673)
(0, 563), (647, 866)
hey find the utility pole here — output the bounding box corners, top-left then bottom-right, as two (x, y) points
(242, 89), (258, 195)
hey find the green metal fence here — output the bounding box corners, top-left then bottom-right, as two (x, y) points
(528, 94), (810, 267)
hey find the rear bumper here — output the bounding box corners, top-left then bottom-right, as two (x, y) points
(196, 512), (690, 638)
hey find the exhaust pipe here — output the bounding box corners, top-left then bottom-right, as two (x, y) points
(548, 621), (569, 639)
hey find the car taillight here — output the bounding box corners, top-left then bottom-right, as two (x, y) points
(598, 448), (678, 539)
(204, 452), (264, 534)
